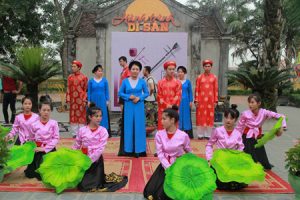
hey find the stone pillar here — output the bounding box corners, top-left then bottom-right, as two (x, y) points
(190, 25), (202, 85)
(218, 37), (231, 96)
(67, 30), (75, 74)
(95, 22), (107, 68)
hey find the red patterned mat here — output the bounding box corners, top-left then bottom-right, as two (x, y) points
(0, 138), (294, 194)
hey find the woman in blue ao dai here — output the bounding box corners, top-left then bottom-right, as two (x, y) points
(87, 65), (111, 137)
(177, 66), (193, 138)
(118, 61), (149, 157)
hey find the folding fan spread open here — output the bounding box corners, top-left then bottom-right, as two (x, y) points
(164, 153), (217, 200)
(5, 141), (36, 174)
(211, 149), (266, 184)
(37, 148), (92, 194)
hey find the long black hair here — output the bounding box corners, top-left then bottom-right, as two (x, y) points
(129, 60), (142, 71)
(92, 64), (103, 73)
(163, 105), (179, 123)
(21, 95), (33, 104)
(119, 56), (127, 63)
(86, 102), (102, 124)
(224, 104), (239, 120)
(39, 95), (53, 111)
(248, 93), (262, 103)
(144, 66), (151, 73)
(177, 66), (187, 74)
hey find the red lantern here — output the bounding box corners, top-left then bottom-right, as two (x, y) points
(129, 48), (137, 57)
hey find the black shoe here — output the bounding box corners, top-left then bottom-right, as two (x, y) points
(204, 136), (210, 140)
(264, 164), (274, 170)
(154, 153), (158, 157)
(3, 122), (10, 126)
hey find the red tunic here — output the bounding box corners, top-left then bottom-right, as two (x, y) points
(119, 66), (131, 86)
(66, 72), (88, 124)
(157, 77), (182, 130)
(2, 76), (17, 91)
(194, 73), (218, 127)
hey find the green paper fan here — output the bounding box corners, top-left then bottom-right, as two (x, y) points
(36, 148), (92, 194)
(0, 125), (11, 138)
(164, 153), (216, 200)
(5, 141), (36, 174)
(255, 117), (285, 148)
(211, 149), (265, 184)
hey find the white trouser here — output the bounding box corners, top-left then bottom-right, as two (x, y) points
(70, 123), (84, 136)
(195, 126), (213, 138)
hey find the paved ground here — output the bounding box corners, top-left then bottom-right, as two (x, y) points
(0, 95), (299, 200)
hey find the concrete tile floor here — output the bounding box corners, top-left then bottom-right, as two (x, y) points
(0, 96), (299, 200)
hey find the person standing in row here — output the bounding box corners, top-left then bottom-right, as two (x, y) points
(157, 61), (182, 130)
(143, 66), (158, 129)
(2, 76), (23, 124)
(118, 56), (130, 111)
(117, 56), (130, 136)
(177, 66), (193, 138)
(66, 60), (88, 137)
(194, 59), (218, 139)
(118, 61), (149, 157)
(88, 65), (111, 137)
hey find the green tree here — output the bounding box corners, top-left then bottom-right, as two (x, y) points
(0, 0), (45, 62)
(282, 0), (300, 66)
(227, 62), (293, 110)
(258, 0), (284, 111)
(41, 0), (117, 80)
(261, 0), (283, 68)
(0, 47), (62, 112)
(187, 0), (264, 63)
(188, 0), (296, 111)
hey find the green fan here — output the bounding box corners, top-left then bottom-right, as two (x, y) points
(211, 149), (265, 184)
(255, 117), (285, 148)
(36, 148), (92, 194)
(4, 141), (36, 174)
(164, 153), (216, 200)
(0, 125), (11, 138)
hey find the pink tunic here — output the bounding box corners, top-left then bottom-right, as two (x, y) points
(155, 129), (192, 169)
(31, 119), (60, 153)
(194, 73), (218, 127)
(205, 126), (244, 160)
(235, 108), (287, 139)
(8, 113), (39, 144)
(72, 126), (109, 163)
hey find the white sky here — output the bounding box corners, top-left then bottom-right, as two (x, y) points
(176, 0), (188, 4)
(174, 0), (245, 68)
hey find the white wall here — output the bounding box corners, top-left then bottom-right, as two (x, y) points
(201, 39), (221, 78)
(76, 38), (97, 79)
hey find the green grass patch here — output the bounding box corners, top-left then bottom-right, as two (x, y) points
(289, 93), (300, 107)
(227, 89), (252, 96)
